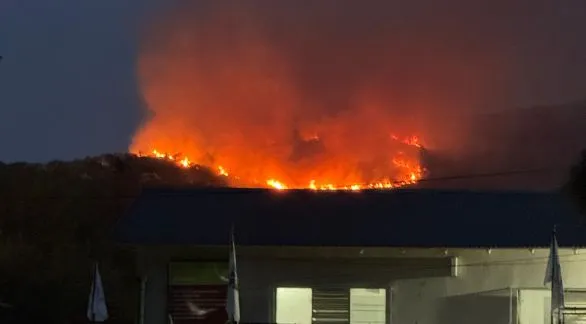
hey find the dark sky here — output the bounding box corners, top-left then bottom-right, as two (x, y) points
(1, 0), (586, 162)
(0, 0), (161, 162)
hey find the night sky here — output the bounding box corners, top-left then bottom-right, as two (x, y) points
(1, 0), (586, 162)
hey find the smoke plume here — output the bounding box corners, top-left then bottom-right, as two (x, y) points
(131, 0), (524, 188)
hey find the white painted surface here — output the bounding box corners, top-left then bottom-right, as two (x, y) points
(350, 288), (386, 324)
(392, 248), (586, 324)
(276, 288), (312, 324)
(140, 247), (586, 324)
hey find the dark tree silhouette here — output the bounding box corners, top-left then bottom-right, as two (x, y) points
(0, 154), (226, 324)
(564, 150), (586, 218)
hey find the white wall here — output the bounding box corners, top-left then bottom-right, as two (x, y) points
(392, 248), (586, 324)
(518, 290), (549, 324)
(139, 246), (586, 324)
(142, 260), (168, 324)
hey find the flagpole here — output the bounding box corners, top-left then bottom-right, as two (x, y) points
(551, 227), (555, 324)
(550, 226), (565, 324)
(230, 224), (233, 324)
(227, 223), (240, 324)
(87, 261), (108, 323)
(91, 262), (97, 324)
(231, 224), (236, 324)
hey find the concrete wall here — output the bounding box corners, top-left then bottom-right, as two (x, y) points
(237, 257), (453, 323)
(518, 290), (549, 324)
(137, 249), (169, 324)
(138, 246), (586, 324)
(392, 247), (586, 324)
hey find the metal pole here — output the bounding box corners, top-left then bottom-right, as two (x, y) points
(515, 288), (521, 324)
(139, 276), (147, 324)
(551, 262), (554, 323)
(90, 263), (96, 323)
(386, 286), (393, 324)
(551, 229), (556, 324)
(508, 287), (513, 324)
(90, 262), (97, 324)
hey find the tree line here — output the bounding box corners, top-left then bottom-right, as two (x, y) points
(0, 151), (585, 323)
(0, 154), (225, 324)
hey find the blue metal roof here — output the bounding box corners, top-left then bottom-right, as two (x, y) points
(114, 188), (586, 248)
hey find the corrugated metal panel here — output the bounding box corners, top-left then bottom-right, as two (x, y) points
(312, 288), (349, 324)
(117, 188), (584, 248)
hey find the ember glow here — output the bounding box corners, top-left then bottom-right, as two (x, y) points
(136, 133), (424, 190)
(129, 1), (516, 191)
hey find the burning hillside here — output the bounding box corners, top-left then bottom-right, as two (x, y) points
(136, 134), (424, 190)
(130, 1), (512, 190)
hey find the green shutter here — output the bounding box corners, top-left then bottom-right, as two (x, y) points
(169, 262), (228, 285)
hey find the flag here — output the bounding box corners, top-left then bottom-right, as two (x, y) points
(544, 230), (564, 318)
(226, 228), (240, 323)
(87, 263), (109, 322)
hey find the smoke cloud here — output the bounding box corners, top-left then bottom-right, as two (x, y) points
(131, 0), (562, 187)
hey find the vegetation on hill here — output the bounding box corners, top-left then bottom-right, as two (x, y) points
(565, 150), (586, 219)
(0, 154), (226, 323)
(0, 149), (584, 323)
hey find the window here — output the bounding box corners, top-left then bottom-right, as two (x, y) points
(168, 262), (229, 324)
(276, 288), (313, 324)
(350, 289), (386, 324)
(312, 287), (350, 324)
(519, 289), (586, 324)
(563, 290), (586, 324)
(275, 287), (387, 324)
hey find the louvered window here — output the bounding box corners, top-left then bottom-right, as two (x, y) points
(349, 289), (386, 324)
(276, 288), (387, 324)
(312, 288), (350, 324)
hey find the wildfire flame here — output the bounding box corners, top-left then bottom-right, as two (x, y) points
(135, 133), (424, 191)
(266, 179), (288, 190)
(130, 2), (431, 192)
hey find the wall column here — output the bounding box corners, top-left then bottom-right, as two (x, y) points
(140, 251), (169, 324)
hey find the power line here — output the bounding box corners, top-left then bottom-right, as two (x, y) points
(0, 165), (574, 200)
(162, 253), (586, 291)
(418, 166), (566, 183)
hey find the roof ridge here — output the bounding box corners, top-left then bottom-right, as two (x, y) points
(139, 186), (560, 196)
(117, 187), (583, 247)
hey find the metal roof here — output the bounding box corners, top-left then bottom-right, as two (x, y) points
(114, 187), (586, 248)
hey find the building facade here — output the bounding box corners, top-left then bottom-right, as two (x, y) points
(116, 188), (586, 324)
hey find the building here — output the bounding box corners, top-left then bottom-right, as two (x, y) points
(115, 187), (586, 324)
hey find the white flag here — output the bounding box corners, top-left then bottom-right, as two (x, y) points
(226, 230), (240, 322)
(87, 263), (109, 322)
(544, 232), (564, 314)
